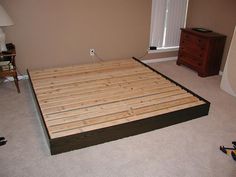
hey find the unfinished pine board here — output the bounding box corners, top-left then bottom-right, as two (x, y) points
(28, 58), (210, 155)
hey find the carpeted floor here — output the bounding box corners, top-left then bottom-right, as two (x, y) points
(0, 60), (235, 177)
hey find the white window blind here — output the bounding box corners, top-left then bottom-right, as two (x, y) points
(150, 0), (188, 51)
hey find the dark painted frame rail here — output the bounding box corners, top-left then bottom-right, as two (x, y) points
(27, 58), (210, 155)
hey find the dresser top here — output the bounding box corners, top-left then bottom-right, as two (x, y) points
(181, 28), (226, 38)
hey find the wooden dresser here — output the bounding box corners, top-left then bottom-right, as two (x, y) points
(177, 28), (226, 77)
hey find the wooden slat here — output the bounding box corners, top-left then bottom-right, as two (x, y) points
(38, 73), (162, 102)
(37, 76), (166, 102)
(30, 59), (138, 78)
(39, 79), (171, 108)
(44, 88), (186, 121)
(35, 72), (161, 94)
(45, 90), (189, 125)
(41, 84), (179, 115)
(47, 93), (194, 132)
(31, 61), (143, 85)
(31, 67), (152, 89)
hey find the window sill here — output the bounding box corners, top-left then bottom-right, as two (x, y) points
(148, 47), (179, 53)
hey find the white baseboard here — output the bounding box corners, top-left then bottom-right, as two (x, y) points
(142, 58), (224, 77)
(141, 57), (177, 64)
(3, 74), (28, 82)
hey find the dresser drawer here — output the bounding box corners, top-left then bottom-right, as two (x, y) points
(181, 32), (207, 49)
(178, 51), (203, 68)
(179, 45), (206, 59)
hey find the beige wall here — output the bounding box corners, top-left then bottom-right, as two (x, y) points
(186, 0), (236, 71)
(0, 0), (151, 72)
(2, 0), (235, 73)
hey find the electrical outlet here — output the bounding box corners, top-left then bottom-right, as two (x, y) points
(90, 49), (95, 56)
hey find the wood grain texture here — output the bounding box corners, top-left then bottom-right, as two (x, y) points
(28, 58), (210, 154)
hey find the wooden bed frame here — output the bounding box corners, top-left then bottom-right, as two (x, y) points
(27, 58), (210, 155)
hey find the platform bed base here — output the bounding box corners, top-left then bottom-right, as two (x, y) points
(28, 58), (210, 155)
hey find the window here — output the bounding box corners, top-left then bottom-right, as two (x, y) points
(150, 0), (188, 51)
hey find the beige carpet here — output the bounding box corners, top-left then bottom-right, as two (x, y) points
(0, 60), (235, 177)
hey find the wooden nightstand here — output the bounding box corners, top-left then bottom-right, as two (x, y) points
(0, 44), (20, 93)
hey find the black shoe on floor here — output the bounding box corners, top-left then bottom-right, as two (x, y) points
(220, 146), (227, 154)
(0, 137), (5, 141)
(0, 140), (7, 146)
